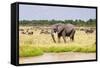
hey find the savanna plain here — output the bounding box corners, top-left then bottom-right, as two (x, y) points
(19, 26), (96, 64)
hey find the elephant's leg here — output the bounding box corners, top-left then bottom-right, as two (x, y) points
(71, 34), (74, 41)
(58, 34), (61, 43)
(62, 36), (66, 43)
(62, 31), (66, 43)
(51, 33), (56, 43)
(70, 30), (75, 41)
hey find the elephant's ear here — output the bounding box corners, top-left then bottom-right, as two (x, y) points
(57, 25), (64, 34)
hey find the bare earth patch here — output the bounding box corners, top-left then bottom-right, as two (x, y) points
(19, 52), (96, 64)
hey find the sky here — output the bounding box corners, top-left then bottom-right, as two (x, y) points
(19, 4), (96, 21)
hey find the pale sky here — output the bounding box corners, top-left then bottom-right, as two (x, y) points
(19, 4), (96, 21)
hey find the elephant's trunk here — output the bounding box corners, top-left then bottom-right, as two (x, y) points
(51, 31), (56, 43)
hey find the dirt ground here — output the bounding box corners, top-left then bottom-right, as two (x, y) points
(19, 52), (96, 64)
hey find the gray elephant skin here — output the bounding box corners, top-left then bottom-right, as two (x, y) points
(51, 23), (75, 43)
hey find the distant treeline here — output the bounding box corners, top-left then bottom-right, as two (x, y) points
(19, 19), (96, 27)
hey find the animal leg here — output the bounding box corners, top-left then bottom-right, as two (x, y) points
(62, 35), (66, 43)
(62, 30), (66, 43)
(58, 34), (61, 43)
(51, 33), (56, 43)
(71, 35), (74, 41)
(70, 30), (75, 41)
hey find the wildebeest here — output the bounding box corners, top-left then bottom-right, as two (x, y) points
(19, 28), (24, 31)
(26, 28), (33, 35)
(45, 30), (51, 34)
(85, 29), (94, 33)
(40, 29), (44, 34)
(51, 23), (75, 43)
(80, 28), (85, 31)
(40, 29), (50, 34)
(21, 31), (26, 34)
(20, 28), (33, 35)
(27, 32), (33, 35)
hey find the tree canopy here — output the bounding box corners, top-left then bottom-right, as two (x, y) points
(19, 19), (96, 27)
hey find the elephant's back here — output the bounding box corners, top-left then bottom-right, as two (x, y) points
(66, 24), (75, 28)
(65, 24), (75, 33)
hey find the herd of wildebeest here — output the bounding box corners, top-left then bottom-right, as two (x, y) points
(19, 26), (51, 35)
(19, 23), (96, 43)
(19, 26), (95, 35)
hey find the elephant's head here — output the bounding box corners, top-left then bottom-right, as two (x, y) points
(51, 23), (64, 43)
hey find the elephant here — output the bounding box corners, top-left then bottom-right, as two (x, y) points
(51, 23), (75, 43)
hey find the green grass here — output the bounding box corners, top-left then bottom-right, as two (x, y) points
(41, 44), (96, 53)
(19, 45), (43, 57)
(19, 44), (96, 57)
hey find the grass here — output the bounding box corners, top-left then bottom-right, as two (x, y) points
(19, 45), (43, 57)
(19, 44), (96, 57)
(19, 26), (96, 57)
